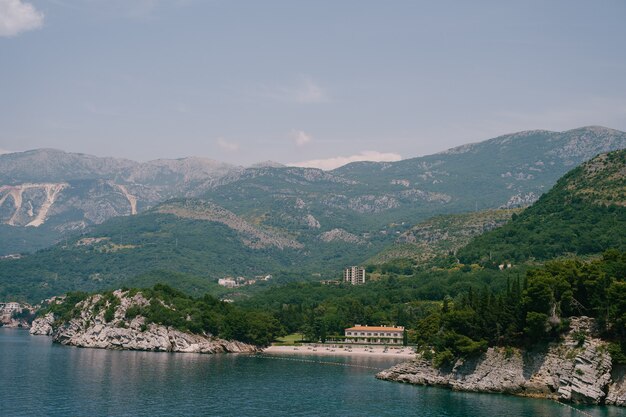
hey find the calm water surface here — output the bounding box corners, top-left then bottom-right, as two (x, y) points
(1, 328), (624, 417)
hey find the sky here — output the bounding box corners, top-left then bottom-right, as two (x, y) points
(1, 0), (626, 169)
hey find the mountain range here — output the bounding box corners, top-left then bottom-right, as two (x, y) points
(1, 126), (625, 257)
(1, 126), (626, 302)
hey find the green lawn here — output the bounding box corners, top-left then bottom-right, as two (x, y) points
(273, 333), (304, 346)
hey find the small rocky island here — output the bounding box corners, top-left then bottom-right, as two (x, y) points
(30, 288), (258, 354)
(377, 317), (626, 407)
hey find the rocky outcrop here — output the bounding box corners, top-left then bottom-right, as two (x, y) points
(347, 195), (400, 214)
(34, 290), (258, 355)
(0, 317), (30, 328)
(319, 228), (364, 244)
(55, 320), (255, 353)
(607, 366), (626, 407)
(377, 317), (625, 407)
(501, 192), (539, 209)
(371, 209), (517, 265)
(156, 200), (303, 250)
(305, 214), (320, 229)
(30, 312), (54, 335)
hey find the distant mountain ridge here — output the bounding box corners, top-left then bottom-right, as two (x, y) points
(1, 126), (625, 256)
(0, 150), (245, 253)
(0, 148), (241, 184)
(332, 126), (626, 211)
(204, 126), (626, 256)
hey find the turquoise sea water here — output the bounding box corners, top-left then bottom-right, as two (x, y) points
(0, 328), (624, 417)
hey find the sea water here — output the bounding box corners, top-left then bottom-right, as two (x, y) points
(0, 328), (623, 417)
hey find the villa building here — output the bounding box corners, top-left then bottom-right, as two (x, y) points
(0, 302), (21, 320)
(218, 276), (263, 288)
(344, 325), (404, 344)
(343, 266), (366, 285)
(0, 302), (20, 313)
(218, 278), (238, 288)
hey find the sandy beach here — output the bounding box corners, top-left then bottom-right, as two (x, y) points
(263, 344), (416, 359)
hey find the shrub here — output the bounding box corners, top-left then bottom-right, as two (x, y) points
(104, 306), (116, 323)
(433, 349), (455, 369)
(125, 305), (142, 320)
(572, 331), (586, 347)
(504, 346), (515, 358)
(421, 349), (434, 361)
(608, 343), (626, 365)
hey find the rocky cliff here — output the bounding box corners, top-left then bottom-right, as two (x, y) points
(376, 317), (626, 407)
(30, 290), (258, 354)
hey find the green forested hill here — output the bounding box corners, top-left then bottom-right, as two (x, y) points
(457, 149), (626, 265)
(0, 200), (390, 303)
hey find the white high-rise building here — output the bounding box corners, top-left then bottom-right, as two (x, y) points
(343, 266), (366, 285)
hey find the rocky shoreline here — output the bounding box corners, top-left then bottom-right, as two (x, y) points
(0, 317), (30, 329)
(376, 317), (626, 407)
(30, 290), (258, 355)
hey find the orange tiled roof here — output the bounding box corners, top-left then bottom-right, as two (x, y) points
(345, 326), (404, 332)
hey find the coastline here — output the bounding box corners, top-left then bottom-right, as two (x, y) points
(263, 344), (416, 359)
(376, 317), (626, 408)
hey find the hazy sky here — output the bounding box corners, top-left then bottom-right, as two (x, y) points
(1, 0), (626, 169)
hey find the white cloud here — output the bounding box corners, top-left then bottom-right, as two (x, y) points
(289, 151), (402, 171)
(216, 137), (240, 152)
(289, 130), (312, 147)
(0, 0), (44, 37)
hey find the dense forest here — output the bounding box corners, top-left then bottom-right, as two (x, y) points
(43, 250), (626, 359)
(416, 250), (626, 366)
(238, 265), (521, 340)
(238, 251), (626, 363)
